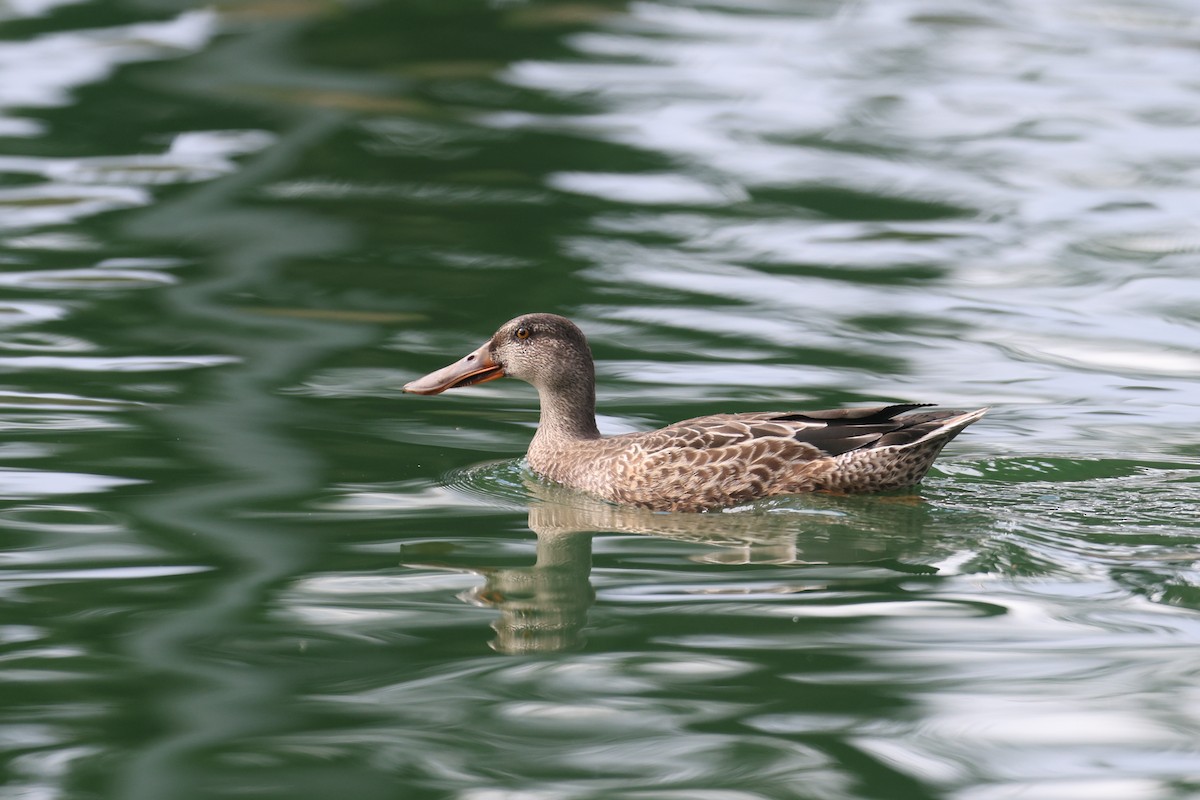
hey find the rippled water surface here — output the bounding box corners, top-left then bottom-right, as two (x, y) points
(3, 0), (1200, 798)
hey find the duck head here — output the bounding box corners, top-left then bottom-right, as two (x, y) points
(403, 313), (595, 396)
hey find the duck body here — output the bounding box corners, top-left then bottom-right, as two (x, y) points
(526, 405), (986, 512)
(405, 313), (986, 513)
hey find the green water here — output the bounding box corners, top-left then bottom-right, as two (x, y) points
(3, 1), (1200, 798)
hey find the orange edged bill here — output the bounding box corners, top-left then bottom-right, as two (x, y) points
(403, 341), (505, 395)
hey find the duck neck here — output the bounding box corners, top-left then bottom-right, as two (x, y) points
(531, 376), (601, 446)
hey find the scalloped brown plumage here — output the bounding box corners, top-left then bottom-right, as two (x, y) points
(404, 313), (987, 512)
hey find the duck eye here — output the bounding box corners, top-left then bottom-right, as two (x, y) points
(515, 326), (531, 341)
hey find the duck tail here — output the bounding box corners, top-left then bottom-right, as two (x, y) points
(909, 407), (989, 446)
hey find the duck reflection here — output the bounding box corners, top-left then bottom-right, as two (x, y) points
(404, 478), (945, 654)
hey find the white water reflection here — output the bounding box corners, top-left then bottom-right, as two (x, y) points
(0, 10), (216, 136)
(548, 171), (748, 205)
(0, 303), (68, 328)
(0, 354), (239, 371)
(0, 468), (143, 498)
(0, 185), (149, 230)
(0, 266), (176, 291)
(0, 0), (88, 22)
(0, 130), (276, 186)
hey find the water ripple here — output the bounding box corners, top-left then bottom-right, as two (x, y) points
(0, 468), (143, 499)
(0, 10), (216, 135)
(0, 266), (176, 291)
(0, 354), (238, 372)
(0, 185), (149, 230)
(0, 302), (66, 328)
(0, 131), (275, 188)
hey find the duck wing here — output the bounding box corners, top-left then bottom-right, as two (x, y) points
(648, 403), (940, 457)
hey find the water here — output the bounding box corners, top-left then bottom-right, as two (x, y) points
(2, 0), (1199, 798)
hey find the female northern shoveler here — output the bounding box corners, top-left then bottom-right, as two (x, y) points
(404, 313), (986, 512)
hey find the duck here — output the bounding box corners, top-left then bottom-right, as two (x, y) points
(404, 313), (987, 512)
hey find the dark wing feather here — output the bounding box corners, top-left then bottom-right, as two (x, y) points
(774, 403), (934, 423)
(650, 403), (945, 458)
